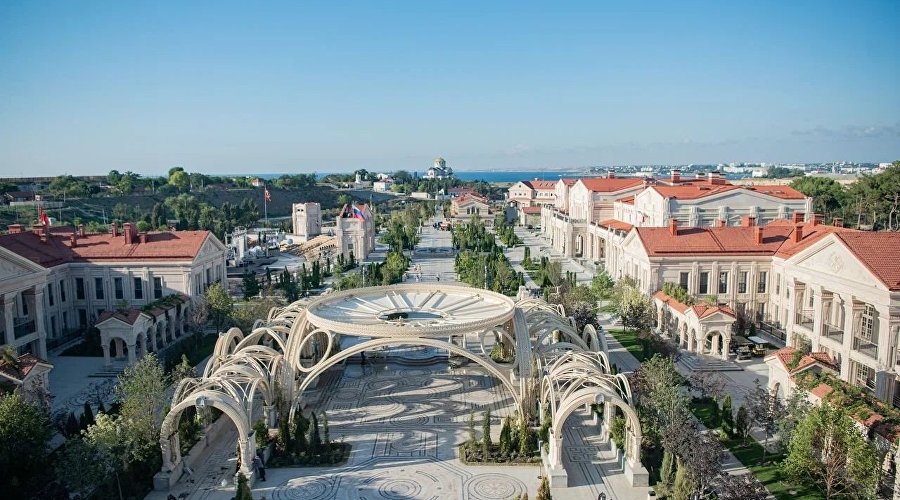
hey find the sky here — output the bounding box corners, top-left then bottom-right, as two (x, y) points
(1, 1), (899, 177)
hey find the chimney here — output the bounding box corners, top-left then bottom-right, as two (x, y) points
(793, 224), (803, 243)
(833, 217), (844, 228)
(124, 223), (134, 245)
(811, 213), (823, 226)
(139, 232), (147, 244)
(110, 223), (118, 237)
(607, 170), (615, 179)
(70, 233), (78, 247)
(754, 226), (763, 245)
(78, 224), (85, 237)
(715, 219), (726, 228)
(669, 218), (678, 235)
(741, 215), (757, 227)
(707, 171), (725, 185)
(7, 224), (23, 234)
(670, 169), (681, 183)
(791, 211), (805, 224)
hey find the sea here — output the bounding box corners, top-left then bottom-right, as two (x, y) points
(253, 170), (596, 184)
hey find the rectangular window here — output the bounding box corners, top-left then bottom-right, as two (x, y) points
(852, 361), (876, 392)
(94, 277), (104, 300)
(50, 316), (57, 336)
(757, 272), (767, 293)
(63, 311), (68, 329)
(78, 309), (87, 327)
(775, 274), (781, 295)
(133, 278), (143, 300)
(738, 272), (748, 294)
(114, 278), (124, 300)
(48, 283), (54, 306)
(860, 304), (875, 341)
(718, 272), (729, 294)
(679, 272), (689, 291)
(59, 279), (66, 302)
(205, 268), (211, 285)
(699, 272), (710, 294)
(75, 278), (85, 300)
(153, 277), (163, 299)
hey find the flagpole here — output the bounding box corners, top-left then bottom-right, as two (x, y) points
(264, 183), (268, 228)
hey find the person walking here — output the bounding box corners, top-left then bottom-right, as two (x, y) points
(252, 455), (266, 482)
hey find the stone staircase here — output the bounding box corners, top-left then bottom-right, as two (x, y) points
(678, 352), (742, 372)
(88, 362), (127, 378)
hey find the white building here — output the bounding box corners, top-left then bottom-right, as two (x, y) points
(607, 215), (900, 406)
(451, 193), (491, 224)
(613, 171), (811, 228)
(0, 223), (227, 367)
(334, 204), (375, 261)
(373, 178), (393, 192)
(291, 202), (322, 241)
(507, 180), (557, 207)
(425, 157), (454, 179)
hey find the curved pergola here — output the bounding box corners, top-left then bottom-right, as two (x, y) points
(156, 283), (647, 489)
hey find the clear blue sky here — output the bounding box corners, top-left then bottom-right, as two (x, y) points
(1, 0), (898, 176)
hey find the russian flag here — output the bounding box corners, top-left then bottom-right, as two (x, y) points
(351, 206), (365, 220)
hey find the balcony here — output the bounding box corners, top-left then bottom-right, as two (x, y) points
(13, 318), (35, 339)
(822, 324), (844, 344)
(852, 336), (879, 360)
(794, 312), (814, 330)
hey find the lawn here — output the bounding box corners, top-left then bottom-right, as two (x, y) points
(607, 328), (649, 362)
(688, 399), (823, 500)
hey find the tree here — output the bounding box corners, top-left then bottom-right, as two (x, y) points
(205, 282), (234, 333)
(168, 169), (190, 192)
(591, 270), (615, 299)
(56, 437), (110, 498)
(467, 412), (477, 452)
(482, 409), (492, 457)
(307, 412), (321, 456)
(744, 379), (783, 462)
(170, 353), (197, 384)
(235, 472), (255, 500)
(518, 416), (532, 456)
(0, 393), (53, 496)
(321, 412), (331, 452)
(735, 406), (751, 441)
(778, 390), (811, 453)
(716, 473), (769, 500)
(241, 270), (260, 300)
(536, 476), (552, 500)
(659, 449), (676, 491)
(721, 394), (734, 436)
(81, 400), (95, 429)
(782, 401), (878, 499)
(612, 278), (655, 356)
(632, 354), (689, 448)
(292, 412), (308, 454)
(116, 353), (167, 463)
(671, 460), (696, 500)
(499, 416), (513, 456)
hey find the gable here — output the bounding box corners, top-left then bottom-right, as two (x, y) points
(0, 246), (47, 285)
(621, 231), (649, 260)
(789, 236), (884, 291)
(194, 234), (226, 262)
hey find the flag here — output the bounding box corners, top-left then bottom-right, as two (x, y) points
(39, 207), (50, 226)
(264, 188), (271, 203)
(351, 205), (365, 220)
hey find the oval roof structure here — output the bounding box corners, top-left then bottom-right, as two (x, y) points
(304, 283), (515, 337)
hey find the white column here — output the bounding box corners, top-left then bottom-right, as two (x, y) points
(102, 343), (111, 367)
(34, 289), (47, 358)
(127, 341), (136, 363)
(3, 295), (15, 347)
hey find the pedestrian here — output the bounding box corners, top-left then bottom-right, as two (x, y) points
(252, 455), (266, 481)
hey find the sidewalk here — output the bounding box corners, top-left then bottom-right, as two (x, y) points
(597, 315), (756, 478)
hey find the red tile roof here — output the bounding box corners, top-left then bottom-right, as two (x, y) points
(766, 346), (837, 375)
(579, 177), (646, 193)
(652, 291), (689, 313)
(810, 383), (834, 399)
(650, 184), (805, 200)
(0, 353), (52, 382)
(652, 290), (734, 318)
(0, 229), (212, 267)
(833, 232), (900, 291)
(522, 180), (556, 191)
(597, 219), (634, 232)
(636, 225), (793, 256)
(617, 196), (635, 205)
(454, 193), (489, 205)
(773, 222), (856, 258)
(560, 178), (577, 186)
(97, 309), (146, 326)
(521, 206), (542, 214)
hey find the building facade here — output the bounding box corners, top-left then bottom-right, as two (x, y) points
(425, 157), (453, 179)
(291, 202), (322, 241)
(334, 204), (375, 261)
(507, 180), (557, 207)
(0, 223), (227, 364)
(450, 193), (491, 224)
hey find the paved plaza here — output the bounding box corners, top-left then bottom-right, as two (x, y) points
(150, 353), (647, 500)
